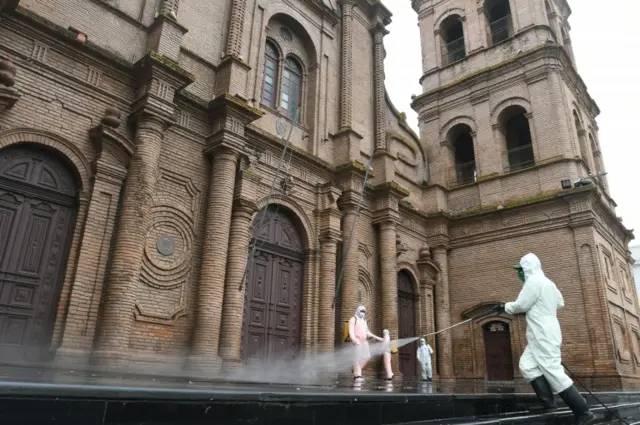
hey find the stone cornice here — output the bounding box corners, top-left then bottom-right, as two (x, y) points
(133, 52), (195, 93)
(308, 0), (340, 25)
(244, 125), (334, 178)
(208, 94), (263, 123)
(412, 39), (599, 118)
(10, 6), (133, 72)
(370, 181), (410, 199)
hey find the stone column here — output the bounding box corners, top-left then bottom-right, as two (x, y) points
(190, 95), (262, 369)
(318, 238), (338, 351)
(339, 0), (354, 129)
(94, 114), (168, 362)
(432, 245), (453, 378)
(190, 147), (240, 368)
(316, 183), (342, 352)
(218, 197), (256, 366)
(377, 221), (398, 340)
(372, 24), (388, 152)
(56, 108), (133, 364)
(337, 193), (360, 330)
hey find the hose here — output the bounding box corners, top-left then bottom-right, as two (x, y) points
(562, 361), (631, 425)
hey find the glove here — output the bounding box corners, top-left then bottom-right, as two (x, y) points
(494, 303), (506, 314)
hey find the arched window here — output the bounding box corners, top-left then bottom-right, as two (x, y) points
(573, 110), (590, 167)
(484, 0), (513, 45)
(261, 41), (280, 108)
(280, 57), (303, 123)
(447, 124), (477, 186)
(499, 106), (535, 171)
(440, 15), (466, 66)
(545, 1), (558, 40)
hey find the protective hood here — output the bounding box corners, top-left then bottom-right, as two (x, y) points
(355, 305), (366, 319)
(420, 338), (426, 345)
(519, 253), (544, 282)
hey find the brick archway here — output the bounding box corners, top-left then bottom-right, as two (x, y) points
(0, 143), (80, 362)
(241, 204), (305, 363)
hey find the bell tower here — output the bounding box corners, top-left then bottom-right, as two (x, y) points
(411, 0), (639, 387)
(411, 0), (607, 206)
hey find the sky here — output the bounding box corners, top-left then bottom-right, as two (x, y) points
(382, 0), (640, 246)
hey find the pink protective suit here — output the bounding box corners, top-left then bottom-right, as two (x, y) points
(348, 305), (382, 378)
(382, 329), (393, 380)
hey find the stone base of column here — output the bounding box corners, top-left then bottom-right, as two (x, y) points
(53, 347), (92, 369)
(187, 354), (223, 376)
(91, 348), (131, 368)
(221, 357), (244, 372)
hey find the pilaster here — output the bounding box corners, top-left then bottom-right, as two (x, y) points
(335, 162), (368, 339)
(339, 0), (355, 129)
(147, 3), (188, 61)
(0, 54), (20, 112)
(56, 107), (133, 365)
(94, 55), (192, 365)
(430, 232), (453, 378)
(315, 183), (343, 352)
(416, 244), (440, 379)
(371, 182), (408, 377)
(372, 22), (389, 152)
(215, 0), (251, 97)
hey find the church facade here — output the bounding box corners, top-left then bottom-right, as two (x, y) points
(0, 0), (637, 386)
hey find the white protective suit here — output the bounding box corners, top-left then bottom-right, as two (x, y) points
(504, 253), (573, 394)
(416, 338), (433, 380)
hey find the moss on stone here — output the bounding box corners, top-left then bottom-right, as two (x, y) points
(148, 51), (195, 81)
(477, 173), (500, 182)
(414, 44), (557, 103)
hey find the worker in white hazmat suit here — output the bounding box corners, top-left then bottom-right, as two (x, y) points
(495, 253), (595, 425)
(348, 305), (383, 379)
(416, 338), (433, 381)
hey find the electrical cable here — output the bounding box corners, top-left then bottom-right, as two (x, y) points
(562, 361), (631, 425)
(239, 124), (294, 290)
(332, 154), (375, 309)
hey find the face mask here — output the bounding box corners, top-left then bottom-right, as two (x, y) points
(357, 310), (365, 319)
(517, 269), (525, 282)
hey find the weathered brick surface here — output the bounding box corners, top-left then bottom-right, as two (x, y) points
(0, 0), (637, 385)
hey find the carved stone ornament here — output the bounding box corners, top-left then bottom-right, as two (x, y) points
(0, 55), (20, 111)
(89, 106), (135, 172)
(101, 106), (122, 128)
(396, 234), (408, 257)
(280, 175), (295, 194)
(156, 234), (175, 256)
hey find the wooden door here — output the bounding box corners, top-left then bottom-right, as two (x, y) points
(243, 206), (303, 363)
(0, 145), (77, 363)
(483, 321), (514, 381)
(397, 271), (417, 378)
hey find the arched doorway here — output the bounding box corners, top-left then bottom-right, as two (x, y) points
(0, 144), (78, 362)
(483, 321), (514, 381)
(397, 270), (417, 377)
(242, 205), (304, 362)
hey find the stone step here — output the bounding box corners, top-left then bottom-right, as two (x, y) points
(401, 401), (640, 425)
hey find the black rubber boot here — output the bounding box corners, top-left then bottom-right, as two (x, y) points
(528, 376), (558, 414)
(558, 385), (596, 425)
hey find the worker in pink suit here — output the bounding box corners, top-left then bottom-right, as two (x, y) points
(348, 305), (383, 379)
(382, 329), (394, 381)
